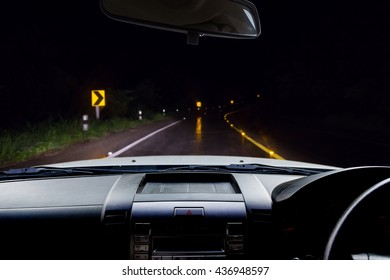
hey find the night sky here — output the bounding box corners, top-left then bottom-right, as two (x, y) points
(1, 0), (389, 130)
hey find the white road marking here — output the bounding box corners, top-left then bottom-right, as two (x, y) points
(107, 120), (182, 158)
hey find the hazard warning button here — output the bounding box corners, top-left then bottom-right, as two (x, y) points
(174, 207), (204, 217)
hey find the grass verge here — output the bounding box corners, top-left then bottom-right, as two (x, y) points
(0, 115), (166, 167)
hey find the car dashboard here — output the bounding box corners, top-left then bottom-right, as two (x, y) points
(0, 165), (389, 260)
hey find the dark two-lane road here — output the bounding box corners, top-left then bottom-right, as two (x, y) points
(112, 116), (269, 158)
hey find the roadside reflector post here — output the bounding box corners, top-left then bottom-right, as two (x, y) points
(82, 115), (89, 131)
(82, 114), (89, 139)
(139, 110), (142, 120)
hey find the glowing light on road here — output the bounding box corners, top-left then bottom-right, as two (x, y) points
(224, 113), (284, 160)
(195, 117), (202, 144)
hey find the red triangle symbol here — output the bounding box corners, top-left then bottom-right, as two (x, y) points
(186, 210), (192, 215)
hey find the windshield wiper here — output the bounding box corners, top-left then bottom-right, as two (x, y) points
(228, 163), (331, 175)
(0, 164), (330, 180)
(161, 164), (331, 175)
(0, 167), (96, 180)
(0, 165), (168, 180)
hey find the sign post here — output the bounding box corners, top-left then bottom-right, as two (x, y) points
(91, 90), (106, 119)
(95, 106), (100, 120)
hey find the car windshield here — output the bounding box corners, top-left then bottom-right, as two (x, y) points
(0, 0), (389, 170)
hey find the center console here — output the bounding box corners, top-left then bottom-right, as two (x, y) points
(102, 172), (273, 260)
(129, 173), (247, 259)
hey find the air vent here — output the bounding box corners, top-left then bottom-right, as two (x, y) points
(104, 210), (128, 225)
(250, 209), (271, 223)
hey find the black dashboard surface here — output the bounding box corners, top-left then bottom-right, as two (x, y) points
(0, 167), (389, 260)
(0, 172), (281, 259)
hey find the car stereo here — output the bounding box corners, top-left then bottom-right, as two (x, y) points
(129, 202), (247, 260)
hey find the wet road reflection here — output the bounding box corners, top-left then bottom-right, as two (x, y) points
(119, 116), (270, 158)
(195, 117), (202, 144)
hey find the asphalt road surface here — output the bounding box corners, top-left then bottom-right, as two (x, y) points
(112, 116), (269, 158)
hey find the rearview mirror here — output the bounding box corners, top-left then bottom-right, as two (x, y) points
(100, 0), (261, 45)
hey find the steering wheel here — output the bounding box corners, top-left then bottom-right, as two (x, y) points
(323, 177), (390, 260)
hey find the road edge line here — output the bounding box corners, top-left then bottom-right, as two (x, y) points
(107, 120), (182, 158)
(224, 112), (285, 160)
